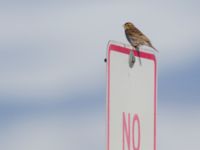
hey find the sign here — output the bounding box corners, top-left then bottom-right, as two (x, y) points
(106, 41), (157, 150)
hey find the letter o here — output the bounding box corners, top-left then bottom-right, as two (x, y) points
(132, 114), (140, 150)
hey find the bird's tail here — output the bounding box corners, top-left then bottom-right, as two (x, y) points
(150, 45), (159, 52)
(148, 42), (159, 52)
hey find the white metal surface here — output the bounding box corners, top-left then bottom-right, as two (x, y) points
(106, 41), (157, 150)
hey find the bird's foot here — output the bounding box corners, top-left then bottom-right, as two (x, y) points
(135, 47), (142, 66)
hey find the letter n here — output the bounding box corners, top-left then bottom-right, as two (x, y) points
(122, 112), (130, 150)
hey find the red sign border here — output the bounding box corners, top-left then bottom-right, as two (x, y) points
(107, 43), (157, 150)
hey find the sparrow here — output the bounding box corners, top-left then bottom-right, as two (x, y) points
(123, 22), (158, 52)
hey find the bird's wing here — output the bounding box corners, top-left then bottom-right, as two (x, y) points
(126, 27), (154, 47)
(132, 27), (143, 36)
(126, 27), (158, 52)
(140, 34), (151, 43)
(132, 27), (151, 43)
(126, 28), (148, 41)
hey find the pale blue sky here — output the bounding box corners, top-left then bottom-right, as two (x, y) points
(0, 0), (200, 150)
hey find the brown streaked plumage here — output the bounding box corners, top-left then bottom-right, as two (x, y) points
(123, 22), (158, 52)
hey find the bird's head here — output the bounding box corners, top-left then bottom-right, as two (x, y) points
(123, 22), (135, 30)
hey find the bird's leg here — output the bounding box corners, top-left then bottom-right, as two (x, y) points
(129, 47), (136, 68)
(135, 46), (142, 66)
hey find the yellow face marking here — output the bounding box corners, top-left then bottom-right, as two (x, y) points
(123, 22), (134, 30)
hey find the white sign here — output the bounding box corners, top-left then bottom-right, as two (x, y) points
(106, 41), (157, 150)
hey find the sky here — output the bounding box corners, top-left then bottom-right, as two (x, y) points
(0, 0), (200, 150)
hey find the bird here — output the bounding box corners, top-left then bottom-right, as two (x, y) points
(123, 22), (158, 52)
(123, 22), (158, 64)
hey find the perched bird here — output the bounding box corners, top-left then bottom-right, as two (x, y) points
(123, 22), (158, 65)
(123, 22), (158, 52)
(105, 22), (157, 64)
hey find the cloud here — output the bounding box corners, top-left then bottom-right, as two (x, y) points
(158, 107), (200, 150)
(0, 2), (200, 150)
(0, 111), (105, 150)
(0, 1), (200, 103)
